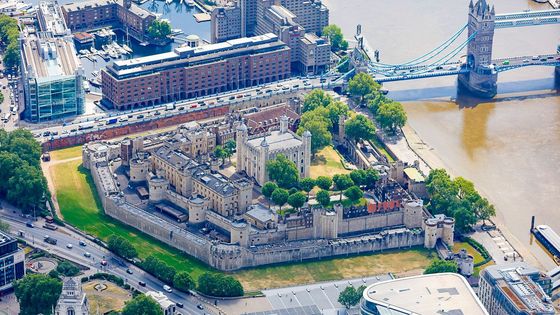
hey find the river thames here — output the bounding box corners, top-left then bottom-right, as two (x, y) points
(326, 0), (560, 269)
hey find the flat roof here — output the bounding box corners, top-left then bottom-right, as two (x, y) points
(38, 1), (67, 35)
(404, 167), (424, 183)
(362, 273), (488, 315)
(247, 130), (303, 152)
(22, 34), (81, 79)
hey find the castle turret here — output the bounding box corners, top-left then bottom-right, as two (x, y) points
(423, 217), (439, 249)
(258, 137), (269, 184)
(236, 122), (248, 172)
(129, 158), (148, 184)
(403, 199), (423, 229)
(279, 114), (289, 133)
(230, 221), (250, 247)
(234, 179), (253, 214)
(302, 130), (312, 178)
(443, 217), (455, 246)
(148, 176), (168, 204)
(313, 209), (339, 239)
(187, 196), (208, 224)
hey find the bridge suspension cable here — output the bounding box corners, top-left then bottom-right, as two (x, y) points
(368, 24), (468, 68)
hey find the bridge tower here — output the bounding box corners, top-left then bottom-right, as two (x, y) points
(458, 0), (498, 98)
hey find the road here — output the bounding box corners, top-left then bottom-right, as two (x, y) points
(29, 75), (341, 142)
(0, 205), (218, 315)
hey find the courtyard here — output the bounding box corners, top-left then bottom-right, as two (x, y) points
(309, 146), (351, 178)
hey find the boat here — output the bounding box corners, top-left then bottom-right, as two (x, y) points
(90, 47), (98, 54)
(533, 225), (560, 263)
(122, 44), (133, 53)
(108, 49), (118, 59)
(171, 29), (184, 36)
(100, 51), (111, 61)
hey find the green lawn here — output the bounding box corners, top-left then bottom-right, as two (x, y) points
(51, 159), (213, 279)
(234, 248), (434, 291)
(369, 138), (395, 162)
(452, 241), (494, 276)
(50, 145), (83, 161)
(310, 146), (350, 178)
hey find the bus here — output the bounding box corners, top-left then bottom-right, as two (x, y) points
(43, 223), (58, 231)
(78, 122), (95, 130)
(45, 215), (54, 223)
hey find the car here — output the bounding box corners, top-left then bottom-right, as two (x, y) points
(25, 222), (34, 228)
(137, 114), (145, 119)
(228, 96), (235, 100)
(304, 82), (311, 86)
(502, 60), (510, 65)
(100, 260), (108, 266)
(79, 241), (86, 247)
(154, 111), (161, 116)
(540, 58), (547, 62)
(282, 86), (289, 90)
(84, 252), (91, 258)
(523, 59), (529, 63)
(43, 131), (51, 137)
(177, 107), (184, 111)
(163, 285), (172, 293)
(547, 56), (554, 60)
(126, 268), (133, 274)
(197, 304), (204, 310)
(51, 131), (58, 136)
(66, 244), (73, 249)
(532, 55), (539, 60)
(176, 302), (184, 308)
(138, 281), (146, 286)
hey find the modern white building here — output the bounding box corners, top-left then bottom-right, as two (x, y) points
(55, 277), (90, 315)
(146, 291), (176, 315)
(0, 232), (25, 294)
(360, 273), (488, 315)
(236, 115), (311, 186)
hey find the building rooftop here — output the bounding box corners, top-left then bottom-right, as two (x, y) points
(482, 263), (555, 314)
(245, 204), (276, 223)
(192, 168), (241, 197)
(404, 167), (424, 183)
(38, 1), (68, 36)
(145, 291), (175, 309)
(0, 231), (15, 246)
(247, 130), (303, 152)
(22, 33), (81, 79)
(362, 273), (488, 315)
(245, 104), (299, 133)
(154, 145), (200, 172)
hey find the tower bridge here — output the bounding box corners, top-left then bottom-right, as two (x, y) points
(348, 0), (560, 98)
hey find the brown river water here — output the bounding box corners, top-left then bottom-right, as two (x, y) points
(325, 0), (560, 269)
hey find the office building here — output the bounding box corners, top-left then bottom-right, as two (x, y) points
(101, 33), (290, 109)
(479, 263), (556, 315)
(0, 232), (25, 293)
(236, 115), (311, 186)
(37, 1), (69, 36)
(360, 273), (488, 315)
(21, 32), (85, 122)
(211, 5), (242, 43)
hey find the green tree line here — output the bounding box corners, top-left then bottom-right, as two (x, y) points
(0, 14), (20, 68)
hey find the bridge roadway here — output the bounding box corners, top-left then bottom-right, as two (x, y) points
(495, 8), (560, 20)
(495, 16), (560, 28)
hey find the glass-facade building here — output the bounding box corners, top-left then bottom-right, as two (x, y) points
(0, 232), (25, 293)
(25, 75), (84, 122)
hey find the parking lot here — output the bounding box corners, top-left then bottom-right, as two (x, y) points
(261, 274), (393, 314)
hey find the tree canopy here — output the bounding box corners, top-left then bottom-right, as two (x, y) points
(298, 118), (331, 156)
(315, 176), (332, 190)
(303, 89), (333, 113)
(337, 285), (366, 309)
(322, 24), (348, 52)
(426, 169), (495, 234)
(345, 114), (376, 142)
(424, 259), (459, 274)
(376, 101), (407, 133)
(56, 261), (80, 277)
(344, 186), (363, 203)
(141, 255), (176, 284)
(287, 191), (307, 210)
(107, 235), (138, 259)
(173, 271), (195, 292)
(333, 174), (354, 201)
(147, 19), (171, 40)
(261, 182), (278, 199)
(0, 15), (20, 68)
(267, 154), (299, 188)
(299, 178), (316, 196)
(271, 188), (289, 210)
(316, 189), (331, 208)
(197, 273), (244, 297)
(14, 274), (62, 315)
(122, 294), (164, 315)
(348, 73), (381, 104)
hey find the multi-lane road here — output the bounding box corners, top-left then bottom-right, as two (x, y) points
(30, 75), (339, 143)
(0, 205), (218, 315)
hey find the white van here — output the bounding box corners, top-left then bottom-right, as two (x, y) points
(163, 285), (172, 293)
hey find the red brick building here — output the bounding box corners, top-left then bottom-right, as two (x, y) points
(101, 33), (291, 110)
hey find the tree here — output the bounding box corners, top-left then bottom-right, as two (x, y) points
(3, 42), (20, 69)
(349, 169), (367, 187)
(300, 106), (332, 130)
(322, 24), (348, 52)
(261, 182), (278, 199)
(224, 139), (236, 162)
(173, 272), (195, 292)
(271, 188), (289, 211)
(287, 191), (306, 211)
(303, 89), (333, 113)
(214, 145), (227, 164)
(345, 114), (376, 142)
(197, 273), (244, 297)
(326, 100), (349, 127)
(0, 219), (9, 233)
(424, 259), (459, 274)
(7, 163), (48, 211)
(297, 119), (331, 156)
(315, 176), (332, 190)
(299, 178), (316, 198)
(56, 261), (80, 277)
(141, 255), (176, 284)
(14, 274), (62, 315)
(337, 285), (366, 309)
(147, 19), (171, 40)
(122, 294), (164, 315)
(344, 186), (363, 204)
(267, 154), (299, 188)
(107, 235), (138, 259)
(333, 174), (354, 201)
(348, 73), (380, 104)
(376, 101), (407, 133)
(316, 189), (331, 208)
(363, 169), (380, 189)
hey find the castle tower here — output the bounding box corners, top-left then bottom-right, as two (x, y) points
(458, 0), (498, 98)
(313, 209), (339, 239)
(390, 160), (405, 184)
(187, 196), (208, 224)
(423, 217), (439, 249)
(279, 114), (289, 133)
(236, 122), (248, 173)
(234, 180), (253, 214)
(403, 199), (423, 229)
(302, 130), (312, 178)
(55, 277), (90, 315)
(443, 217), (455, 246)
(338, 114), (346, 141)
(148, 176), (168, 204)
(258, 137), (269, 185)
(129, 158), (148, 184)
(230, 222), (250, 247)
